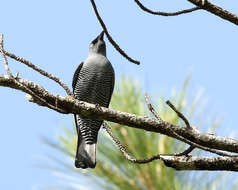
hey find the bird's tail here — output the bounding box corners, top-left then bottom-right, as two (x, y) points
(75, 137), (97, 169)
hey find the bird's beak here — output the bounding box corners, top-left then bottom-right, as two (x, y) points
(91, 31), (104, 44)
(98, 31), (104, 40)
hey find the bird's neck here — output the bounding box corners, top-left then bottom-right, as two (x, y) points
(88, 50), (106, 57)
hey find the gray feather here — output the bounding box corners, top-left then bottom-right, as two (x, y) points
(72, 31), (115, 169)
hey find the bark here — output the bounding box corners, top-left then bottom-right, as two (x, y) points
(188, 0), (238, 26)
(1, 74), (238, 155)
(161, 155), (238, 171)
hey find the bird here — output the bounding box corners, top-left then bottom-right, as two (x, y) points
(72, 31), (115, 169)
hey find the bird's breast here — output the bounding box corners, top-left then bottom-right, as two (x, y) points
(74, 54), (114, 107)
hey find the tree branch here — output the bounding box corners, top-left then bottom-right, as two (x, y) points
(1, 74), (238, 156)
(134, 0), (201, 16)
(144, 94), (196, 156)
(103, 122), (200, 163)
(133, 0), (238, 26)
(1, 36), (238, 171)
(166, 100), (191, 128)
(0, 35), (12, 77)
(3, 50), (73, 96)
(1, 0), (237, 171)
(90, 0), (140, 65)
(161, 155), (238, 171)
(103, 122), (161, 164)
(187, 0), (238, 26)
(144, 94), (236, 157)
(104, 122), (238, 171)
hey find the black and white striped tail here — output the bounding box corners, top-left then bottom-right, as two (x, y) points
(75, 138), (97, 169)
(75, 117), (102, 169)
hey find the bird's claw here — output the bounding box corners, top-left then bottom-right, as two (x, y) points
(95, 103), (101, 110)
(65, 95), (75, 101)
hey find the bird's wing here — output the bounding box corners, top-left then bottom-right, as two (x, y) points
(72, 62), (84, 91)
(74, 114), (79, 135)
(72, 62), (84, 134)
(107, 68), (115, 107)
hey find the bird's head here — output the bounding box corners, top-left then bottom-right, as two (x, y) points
(89, 31), (106, 56)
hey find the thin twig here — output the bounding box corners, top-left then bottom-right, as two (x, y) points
(3, 50), (73, 96)
(134, 0), (201, 16)
(103, 122), (200, 163)
(166, 100), (191, 128)
(144, 94), (237, 157)
(104, 123), (238, 169)
(90, 0), (140, 65)
(0, 35), (67, 113)
(174, 146), (195, 156)
(0, 35), (12, 77)
(144, 93), (163, 122)
(103, 122), (161, 163)
(144, 93), (195, 156)
(134, 0), (238, 26)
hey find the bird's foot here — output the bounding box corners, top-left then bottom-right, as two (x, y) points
(95, 103), (101, 110)
(65, 95), (75, 101)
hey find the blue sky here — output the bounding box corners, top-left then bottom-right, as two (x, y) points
(0, 0), (238, 189)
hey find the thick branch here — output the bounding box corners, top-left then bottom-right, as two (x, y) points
(1, 74), (238, 155)
(161, 155), (238, 171)
(188, 0), (238, 26)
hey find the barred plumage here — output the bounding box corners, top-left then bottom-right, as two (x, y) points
(72, 31), (115, 169)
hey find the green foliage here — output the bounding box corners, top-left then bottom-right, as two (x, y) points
(44, 75), (232, 190)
